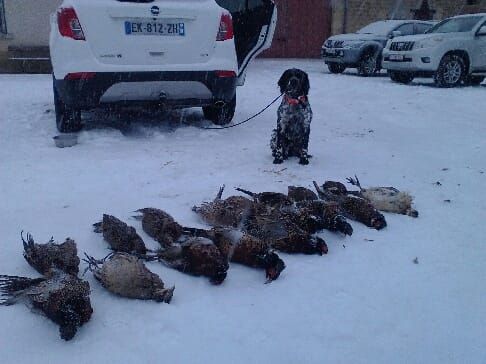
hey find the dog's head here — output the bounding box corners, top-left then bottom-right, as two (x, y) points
(278, 68), (310, 98)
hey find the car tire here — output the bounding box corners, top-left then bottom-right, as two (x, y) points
(434, 54), (466, 88)
(53, 81), (83, 133)
(357, 51), (378, 77)
(328, 63), (346, 74)
(203, 95), (236, 126)
(465, 75), (485, 86)
(388, 71), (415, 85)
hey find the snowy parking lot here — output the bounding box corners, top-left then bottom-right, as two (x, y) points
(0, 59), (485, 363)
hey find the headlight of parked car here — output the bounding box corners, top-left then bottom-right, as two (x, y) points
(416, 37), (444, 49)
(343, 40), (365, 49)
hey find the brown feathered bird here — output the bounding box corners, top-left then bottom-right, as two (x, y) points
(235, 188), (292, 209)
(22, 232), (80, 275)
(192, 186), (253, 228)
(243, 206), (328, 256)
(93, 214), (147, 254)
(0, 270), (92, 340)
(287, 186), (318, 202)
(294, 200), (354, 236)
(156, 236), (229, 285)
(134, 208), (183, 247)
(184, 227), (286, 282)
(84, 253), (174, 303)
(314, 181), (387, 230)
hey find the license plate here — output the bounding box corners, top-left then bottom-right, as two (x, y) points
(327, 49), (337, 55)
(389, 54), (404, 61)
(125, 21), (185, 36)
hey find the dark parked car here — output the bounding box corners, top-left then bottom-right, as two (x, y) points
(321, 20), (436, 76)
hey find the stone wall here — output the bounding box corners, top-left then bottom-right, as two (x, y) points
(4, 0), (61, 47)
(331, 0), (486, 35)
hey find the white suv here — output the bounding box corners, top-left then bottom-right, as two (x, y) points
(382, 13), (486, 87)
(50, 0), (277, 132)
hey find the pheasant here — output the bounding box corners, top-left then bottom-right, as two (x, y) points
(192, 186), (253, 228)
(93, 214), (147, 255)
(235, 188), (292, 209)
(346, 176), (419, 217)
(84, 252), (174, 303)
(314, 181), (387, 230)
(156, 236), (229, 285)
(184, 227), (286, 282)
(0, 270), (93, 341)
(287, 186), (318, 202)
(22, 232), (80, 275)
(134, 208), (183, 248)
(294, 200), (354, 236)
(243, 207), (328, 256)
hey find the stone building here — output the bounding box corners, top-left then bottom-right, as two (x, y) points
(331, 0), (486, 35)
(0, 0), (485, 72)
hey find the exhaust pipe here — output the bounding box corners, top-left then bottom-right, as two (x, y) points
(214, 100), (226, 108)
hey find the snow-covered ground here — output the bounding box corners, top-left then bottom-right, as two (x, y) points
(0, 60), (485, 363)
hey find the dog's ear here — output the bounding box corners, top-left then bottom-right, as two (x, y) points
(301, 71), (310, 96)
(278, 69), (293, 94)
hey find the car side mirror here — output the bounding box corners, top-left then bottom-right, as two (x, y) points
(389, 30), (402, 39)
(477, 25), (486, 36)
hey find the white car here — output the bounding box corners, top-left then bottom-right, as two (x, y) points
(50, 0), (277, 132)
(382, 13), (486, 87)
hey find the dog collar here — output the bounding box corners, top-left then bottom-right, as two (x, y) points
(284, 95), (307, 106)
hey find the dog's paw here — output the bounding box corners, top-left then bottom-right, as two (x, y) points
(299, 157), (309, 165)
(273, 157), (284, 165)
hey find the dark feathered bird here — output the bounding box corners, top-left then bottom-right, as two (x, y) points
(243, 212), (328, 256)
(294, 201), (354, 236)
(0, 270), (92, 341)
(84, 253), (174, 303)
(236, 188), (292, 209)
(22, 232), (80, 275)
(314, 181), (387, 230)
(193, 186), (253, 228)
(287, 186), (318, 202)
(156, 236), (229, 285)
(134, 208), (183, 248)
(93, 214), (147, 254)
(185, 227), (286, 283)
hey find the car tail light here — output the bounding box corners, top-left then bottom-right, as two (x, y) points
(64, 72), (96, 80)
(58, 8), (85, 40)
(216, 13), (234, 41)
(215, 70), (236, 78)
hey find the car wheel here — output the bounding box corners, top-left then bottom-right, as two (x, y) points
(203, 95), (236, 126)
(53, 82), (82, 133)
(465, 75), (485, 86)
(434, 54), (466, 88)
(358, 51), (378, 77)
(388, 71), (414, 85)
(328, 63), (346, 74)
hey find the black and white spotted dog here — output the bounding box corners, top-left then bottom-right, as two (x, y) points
(271, 68), (312, 165)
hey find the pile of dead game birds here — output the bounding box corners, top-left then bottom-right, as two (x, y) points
(0, 177), (417, 340)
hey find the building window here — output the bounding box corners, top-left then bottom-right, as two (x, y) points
(0, 0), (7, 34)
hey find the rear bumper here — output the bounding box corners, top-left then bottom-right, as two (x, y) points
(54, 71), (237, 110)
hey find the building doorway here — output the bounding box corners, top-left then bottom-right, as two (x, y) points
(262, 0), (332, 58)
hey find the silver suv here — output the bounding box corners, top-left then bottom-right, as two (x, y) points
(383, 14), (486, 87)
(321, 20), (435, 76)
